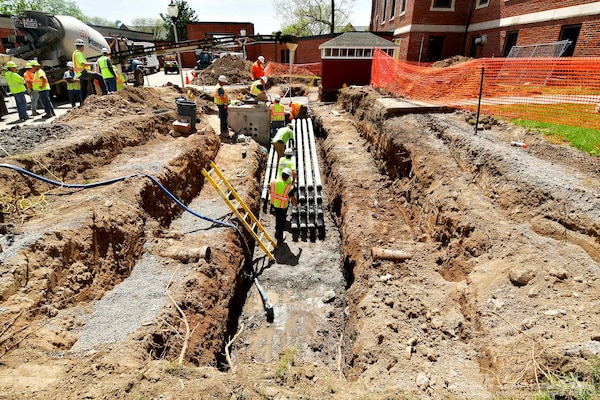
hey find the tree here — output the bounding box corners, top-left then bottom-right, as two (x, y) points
(273, 0), (355, 36)
(0, 0), (86, 21)
(159, 0), (199, 42)
(86, 16), (115, 27)
(130, 18), (167, 41)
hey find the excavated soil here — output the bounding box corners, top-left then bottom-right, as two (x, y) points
(0, 79), (598, 400)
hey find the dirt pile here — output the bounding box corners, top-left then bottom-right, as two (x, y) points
(432, 55), (474, 68)
(193, 54), (254, 85)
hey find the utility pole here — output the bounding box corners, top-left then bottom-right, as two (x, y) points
(331, 0), (335, 34)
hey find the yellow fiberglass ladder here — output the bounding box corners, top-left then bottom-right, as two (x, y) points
(201, 161), (276, 259)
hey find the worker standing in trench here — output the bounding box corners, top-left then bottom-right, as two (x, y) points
(270, 168), (298, 244)
(214, 75), (231, 140)
(277, 148), (296, 181)
(269, 94), (286, 138)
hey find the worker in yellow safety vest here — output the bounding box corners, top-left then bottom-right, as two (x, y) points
(250, 76), (268, 102)
(269, 94), (286, 138)
(214, 75), (231, 140)
(269, 168), (298, 243)
(97, 47), (118, 92)
(30, 60), (55, 119)
(72, 38), (108, 104)
(116, 73), (126, 91)
(271, 123), (294, 161)
(4, 61), (29, 122)
(63, 61), (81, 108)
(277, 147), (296, 181)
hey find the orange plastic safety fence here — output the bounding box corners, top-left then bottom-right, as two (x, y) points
(264, 62), (321, 77)
(371, 48), (600, 130)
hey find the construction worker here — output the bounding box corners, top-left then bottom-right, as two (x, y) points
(289, 101), (308, 120)
(63, 61), (81, 108)
(278, 147), (296, 181)
(30, 61), (55, 119)
(269, 94), (286, 138)
(4, 61), (29, 122)
(250, 76), (268, 102)
(269, 168), (298, 243)
(97, 48), (118, 93)
(214, 75), (230, 140)
(116, 73), (126, 91)
(0, 86), (7, 121)
(271, 123), (294, 160)
(23, 62), (41, 116)
(72, 38), (108, 104)
(251, 55), (265, 80)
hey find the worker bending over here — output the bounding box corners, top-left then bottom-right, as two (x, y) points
(270, 168), (298, 244)
(250, 76), (268, 102)
(271, 123), (294, 160)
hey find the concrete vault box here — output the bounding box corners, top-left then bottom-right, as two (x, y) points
(227, 104), (271, 146)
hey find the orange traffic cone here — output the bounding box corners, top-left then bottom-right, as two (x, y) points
(185, 72), (190, 84)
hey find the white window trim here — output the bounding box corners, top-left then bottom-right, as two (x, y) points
(430, 0), (455, 12)
(475, 0), (489, 9)
(321, 47), (396, 59)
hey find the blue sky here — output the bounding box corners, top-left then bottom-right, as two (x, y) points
(76, 0), (372, 34)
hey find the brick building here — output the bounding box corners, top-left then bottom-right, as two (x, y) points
(371, 0), (600, 61)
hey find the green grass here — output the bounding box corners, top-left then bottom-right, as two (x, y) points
(510, 118), (600, 156)
(533, 358), (600, 400)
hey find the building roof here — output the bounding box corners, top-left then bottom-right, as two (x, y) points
(319, 32), (397, 49)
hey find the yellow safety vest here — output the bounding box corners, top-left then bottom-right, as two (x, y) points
(270, 179), (293, 209)
(213, 83), (229, 105)
(5, 71), (27, 94)
(72, 49), (89, 77)
(250, 80), (263, 96)
(271, 103), (285, 122)
(64, 70), (80, 91)
(117, 73), (126, 91)
(97, 56), (115, 79)
(277, 156), (295, 179)
(32, 69), (50, 91)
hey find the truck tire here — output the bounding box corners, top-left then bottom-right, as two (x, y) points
(134, 70), (144, 87)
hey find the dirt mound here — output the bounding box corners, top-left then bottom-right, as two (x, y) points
(193, 54), (254, 85)
(432, 55), (474, 68)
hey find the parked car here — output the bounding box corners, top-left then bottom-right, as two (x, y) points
(164, 54), (179, 74)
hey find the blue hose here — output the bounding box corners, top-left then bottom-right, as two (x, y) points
(0, 163), (273, 317)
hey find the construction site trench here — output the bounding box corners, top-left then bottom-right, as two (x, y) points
(0, 80), (599, 399)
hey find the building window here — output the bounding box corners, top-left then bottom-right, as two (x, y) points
(476, 0), (489, 8)
(432, 0), (453, 9)
(559, 24), (581, 57)
(390, 0), (396, 19)
(431, 0), (454, 8)
(502, 31), (518, 57)
(401, 0), (407, 14)
(382, 0), (387, 23)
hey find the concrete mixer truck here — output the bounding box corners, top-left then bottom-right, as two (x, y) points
(5, 10), (145, 96)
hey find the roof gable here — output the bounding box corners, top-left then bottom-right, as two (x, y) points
(319, 32), (397, 49)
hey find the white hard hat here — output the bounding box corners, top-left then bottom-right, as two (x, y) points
(274, 95), (281, 101)
(102, 47), (110, 54)
(75, 38), (85, 46)
(284, 148), (293, 156)
(218, 75), (228, 83)
(282, 168), (292, 177)
(258, 56), (265, 63)
(66, 61), (74, 67)
(261, 76), (268, 83)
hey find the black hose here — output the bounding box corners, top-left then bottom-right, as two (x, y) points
(0, 163), (273, 317)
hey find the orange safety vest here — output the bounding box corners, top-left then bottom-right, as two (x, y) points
(290, 102), (302, 119)
(270, 179), (293, 209)
(251, 61), (264, 80)
(213, 83), (229, 105)
(270, 103), (285, 122)
(23, 69), (34, 89)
